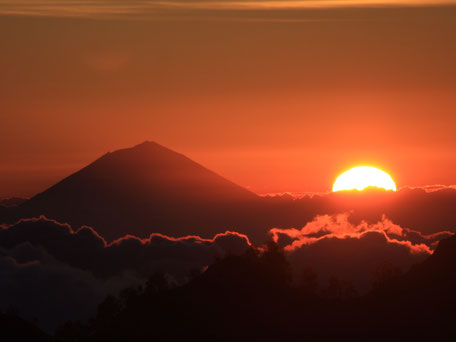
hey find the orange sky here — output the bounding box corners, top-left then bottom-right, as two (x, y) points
(1, 4), (456, 197)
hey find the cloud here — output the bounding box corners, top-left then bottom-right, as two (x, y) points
(266, 186), (456, 239)
(1, 1), (455, 19)
(0, 217), (251, 332)
(0, 216), (251, 279)
(0, 213), (451, 332)
(269, 214), (452, 293)
(0, 246), (138, 334)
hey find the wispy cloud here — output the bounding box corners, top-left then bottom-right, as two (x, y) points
(1, 0), (455, 19)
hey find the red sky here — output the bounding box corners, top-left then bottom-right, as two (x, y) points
(1, 3), (456, 197)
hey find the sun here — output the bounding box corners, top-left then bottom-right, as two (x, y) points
(332, 166), (396, 192)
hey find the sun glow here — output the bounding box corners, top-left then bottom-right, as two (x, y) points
(332, 166), (396, 192)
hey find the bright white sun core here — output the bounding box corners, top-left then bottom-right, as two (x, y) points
(332, 166), (397, 192)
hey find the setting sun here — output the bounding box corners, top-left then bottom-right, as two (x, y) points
(332, 166), (397, 192)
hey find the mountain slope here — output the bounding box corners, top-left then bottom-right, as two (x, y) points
(11, 142), (260, 240)
(361, 234), (456, 338)
(0, 313), (51, 341)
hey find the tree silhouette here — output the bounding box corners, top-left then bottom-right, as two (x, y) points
(323, 275), (358, 301)
(372, 260), (402, 290)
(300, 266), (319, 294)
(260, 240), (292, 285)
(144, 272), (170, 295)
(53, 235), (456, 341)
(93, 294), (122, 331)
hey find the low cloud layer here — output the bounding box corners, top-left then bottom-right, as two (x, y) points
(270, 214), (453, 293)
(0, 217), (251, 332)
(264, 186), (456, 239)
(0, 248), (135, 334)
(0, 214), (452, 332)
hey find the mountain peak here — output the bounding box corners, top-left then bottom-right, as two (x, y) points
(103, 140), (176, 157)
(130, 140), (169, 151)
(15, 142), (259, 241)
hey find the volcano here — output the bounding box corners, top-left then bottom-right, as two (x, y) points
(6, 142), (260, 241)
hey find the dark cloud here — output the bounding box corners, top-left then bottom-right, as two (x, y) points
(0, 217), (251, 332)
(265, 186), (456, 238)
(269, 213), (452, 293)
(0, 216), (251, 280)
(0, 247), (136, 334)
(0, 213), (451, 332)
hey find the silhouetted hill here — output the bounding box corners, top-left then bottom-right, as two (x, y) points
(0, 312), (51, 341)
(372, 233), (456, 295)
(57, 245), (326, 342)
(361, 234), (456, 339)
(6, 142), (260, 241)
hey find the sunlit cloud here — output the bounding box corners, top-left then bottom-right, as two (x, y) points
(269, 213), (453, 254)
(269, 213), (454, 292)
(1, 0), (455, 19)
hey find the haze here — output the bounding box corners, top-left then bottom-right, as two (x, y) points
(1, 1), (456, 197)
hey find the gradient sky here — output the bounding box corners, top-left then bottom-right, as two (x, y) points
(1, 1), (456, 197)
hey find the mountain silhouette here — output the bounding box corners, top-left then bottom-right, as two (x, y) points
(370, 233), (456, 303)
(6, 142), (260, 241)
(356, 234), (456, 339)
(2, 142), (456, 243)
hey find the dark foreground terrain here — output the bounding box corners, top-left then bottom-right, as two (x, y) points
(8, 234), (455, 341)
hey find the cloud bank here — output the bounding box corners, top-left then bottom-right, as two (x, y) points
(0, 248), (134, 334)
(269, 213), (453, 293)
(0, 213), (452, 332)
(0, 217), (251, 332)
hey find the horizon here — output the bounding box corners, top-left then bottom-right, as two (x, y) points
(2, 139), (456, 198)
(2, 139), (456, 199)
